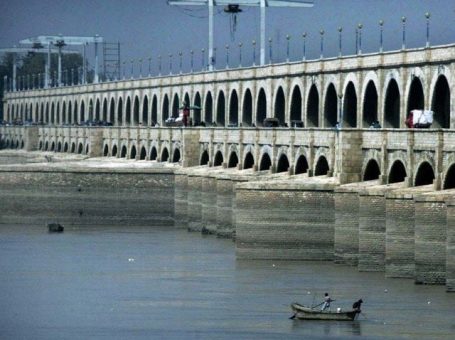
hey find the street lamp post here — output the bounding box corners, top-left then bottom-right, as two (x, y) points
(252, 40), (256, 65)
(379, 20), (384, 52)
(148, 57), (152, 76)
(179, 52), (183, 73)
(190, 50), (194, 72)
(238, 42), (243, 67)
(225, 45), (229, 69)
(425, 12), (431, 47)
(358, 23), (363, 54)
(286, 34), (291, 62)
(338, 27), (343, 57)
(130, 59), (134, 79)
(401, 16), (407, 50)
(320, 29), (324, 59)
(201, 48), (205, 71)
(139, 58), (143, 77)
(169, 54), (173, 75)
(302, 32), (307, 61)
(268, 37), (273, 64)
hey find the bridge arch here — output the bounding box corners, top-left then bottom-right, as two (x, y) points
(242, 88), (253, 126)
(133, 95), (140, 125)
(276, 153), (290, 173)
(193, 92), (202, 124)
(343, 81), (357, 127)
(172, 148), (181, 163)
(216, 90), (226, 126)
(141, 95), (148, 125)
(78, 143), (84, 154)
(200, 149), (209, 165)
(102, 97), (108, 122)
(324, 83), (338, 127)
(120, 145), (127, 158)
(306, 84), (319, 127)
(363, 158), (381, 181)
(80, 100), (86, 123)
(162, 94), (170, 123)
(444, 163), (455, 189)
(384, 77), (401, 128)
(151, 95), (158, 125)
(139, 146), (147, 160)
(388, 159), (407, 183)
(111, 144), (117, 157)
(63, 142), (68, 153)
(414, 161), (435, 186)
(149, 146), (157, 160)
(205, 91), (213, 124)
(274, 86), (286, 126)
(295, 153), (309, 174)
(243, 150), (255, 169)
(431, 74), (451, 128)
(406, 73), (425, 115)
(214, 150), (224, 166)
(51, 102), (55, 124)
(95, 98), (100, 121)
(130, 145), (137, 159)
(161, 147), (169, 162)
(362, 80), (379, 127)
(259, 152), (272, 171)
(62, 102), (66, 124)
(125, 97), (132, 125)
(256, 88), (267, 126)
(228, 90), (239, 126)
(172, 93), (180, 118)
(117, 97), (123, 125)
(228, 151), (239, 168)
(109, 98), (115, 124)
(103, 144), (109, 157)
(290, 84), (302, 123)
(314, 155), (329, 176)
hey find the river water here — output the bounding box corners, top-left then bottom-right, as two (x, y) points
(1, 225), (454, 339)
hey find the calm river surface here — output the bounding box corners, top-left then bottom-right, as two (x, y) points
(1, 225), (454, 339)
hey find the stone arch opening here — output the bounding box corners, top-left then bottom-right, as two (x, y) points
(200, 150), (209, 165)
(388, 160), (407, 183)
(62, 102), (66, 124)
(343, 82), (357, 127)
(117, 98), (123, 125)
(216, 91), (226, 126)
(95, 98), (100, 121)
(290, 86), (302, 122)
(78, 143), (84, 154)
(62, 142), (68, 152)
(151, 95), (158, 125)
(125, 97), (132, 125)
(102, 98), (108, 121)
(214, 151), (224, 166)
(307, 84), (319, 127)
(133, 96), (140, 125)
(274, 87), (285, 126)
(109, 98), (115, 124)
(162, 94), (169, 123)
(140, 146), (147, 160)
(45, 102), (49, 123)
(276, 154), (290, 173)
(363, 159), (381, 181)
(407, 77), (424, 115)
(161, 148), (169, 162)
(120, 145), (127, 158)
(150, 147), (158, 160)
(85, 145), (89, 155)
(20, 140), (24, 149)
(51, 103), (55, 124)
(103, 145), (109, 156)
(57, 142), (62, 152)
(172, 93), (180, 118)
(315, 156), (329, 176)
(259, 153), (271, 171)
(324, 83), (338, 127)
(228, 152), (238, 168)
(295, 155), (309, 174)
(415, 161), (435, 186)
(71, 142), (76, 153)
(50, 141), (55, 151)
(243, 152), (254, 169)
(443, 164), (455, 189)
(363, 81), (378, 127)
(432, 75), (450, 128)
(384, 79), (400, 128)
(205, 92), (213, 124)
(193, 92), (202, 124)
(229, 90), (239, 126)
(130, 145), (137, 159)
(142, 96), (148, 125)
(88, 99), (94, 121)
(112, 145), (118, 156)
(172, 149), (181, 163)
(256, 88), (267, 126)
(242, 89), (253, 126)
(73, 101), (78, 124)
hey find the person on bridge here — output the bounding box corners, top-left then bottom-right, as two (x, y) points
(182, 102), (190, 127)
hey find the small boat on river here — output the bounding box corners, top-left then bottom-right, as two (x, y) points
(290, 302), (360, 321)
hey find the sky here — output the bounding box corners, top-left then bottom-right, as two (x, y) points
(1, 0), (454, 75)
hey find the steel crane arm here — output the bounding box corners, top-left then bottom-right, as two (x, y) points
(20, 35), (104, 46)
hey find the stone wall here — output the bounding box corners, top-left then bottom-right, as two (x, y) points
(0, 162), (175, 228)
(447, 199), (455, 292)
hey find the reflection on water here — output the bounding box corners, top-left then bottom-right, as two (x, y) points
(0, 225), (454, 339)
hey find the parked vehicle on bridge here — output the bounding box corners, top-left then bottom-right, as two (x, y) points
(405, 110), (434, 128)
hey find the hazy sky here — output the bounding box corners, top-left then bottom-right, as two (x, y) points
(1, 0), (454, 73)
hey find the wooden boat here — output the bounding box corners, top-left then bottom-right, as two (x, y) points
(290, 303), (360, 321)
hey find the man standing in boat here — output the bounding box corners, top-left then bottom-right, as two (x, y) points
(321, 293), (334, 311)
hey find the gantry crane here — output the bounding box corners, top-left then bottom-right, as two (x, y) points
(19, 35), (104, 86)
(167, 0), (314, 70)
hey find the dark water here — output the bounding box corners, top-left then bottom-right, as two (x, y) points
(1, 225), (454, 339)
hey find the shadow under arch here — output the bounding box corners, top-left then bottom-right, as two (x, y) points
(200, 150), (209, 165)
(276, 153), (290, 173)
(363, 159), (381, 181)
(314, 156), (329, 176)
(161, 148), (169, 162)
(214, 151), (224, 166)
(443, 163), (455, 189)
(150, 147), (158, 161)
(388, 160), (407, 183)
(228, 152), (238, 168)
(414, 161), (435, 186)
(295, 155), (309, 174)
(172, 148), (181, 163)
(243, 152), (254, 169)
(259, 153), (271, 171)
